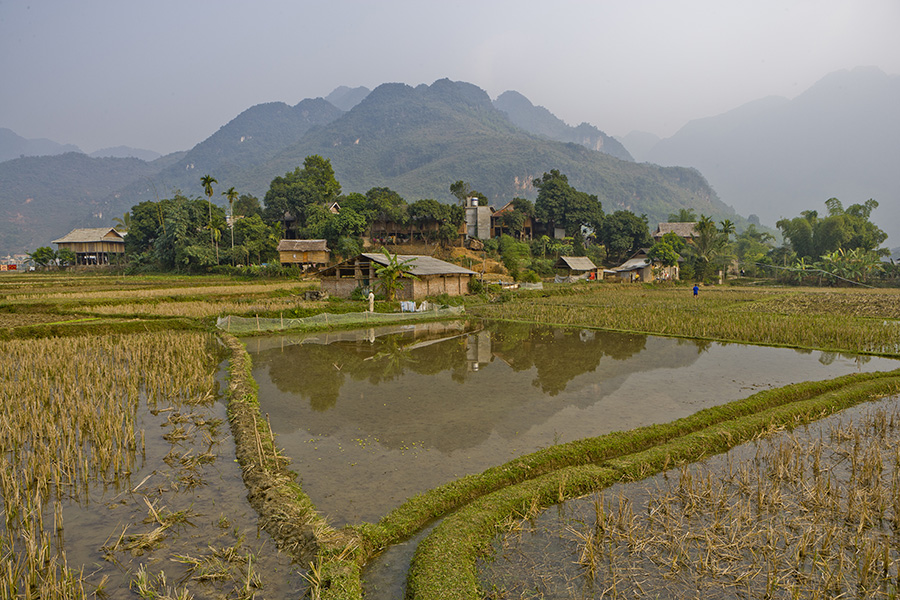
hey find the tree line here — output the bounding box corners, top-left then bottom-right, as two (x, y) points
(27, 154), (893, 285)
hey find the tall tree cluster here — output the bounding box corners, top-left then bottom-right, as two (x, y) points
(533, 170), (604, 238)
(776, 198), (887, 260)
(260, 156), (465, 255)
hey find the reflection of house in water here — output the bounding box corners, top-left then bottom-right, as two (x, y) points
(466, 329), (493, 371)
(253, 322), (710, 455)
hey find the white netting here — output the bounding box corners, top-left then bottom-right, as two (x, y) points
(215, 306), (465, 334)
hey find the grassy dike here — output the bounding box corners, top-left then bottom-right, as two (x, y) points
(221, 335), (359, 573)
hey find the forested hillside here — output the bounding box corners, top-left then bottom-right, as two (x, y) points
(243, 79), (733, 225)
(0, 80), (740, 256)
(111, 98), (345, 207)
(0, 153), (163, 254)
(493, 90), (633, 161)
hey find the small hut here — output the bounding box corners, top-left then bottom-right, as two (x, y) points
(613, 249), (679, 282)
(318, 253), (476, 300)
(277, 239), (330, 269)
(554, 256), (600, 281)
(52, 228), (125, 265)
(613, 256), (652, 282)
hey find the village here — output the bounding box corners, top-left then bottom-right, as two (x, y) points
(46, 199), (696, 301)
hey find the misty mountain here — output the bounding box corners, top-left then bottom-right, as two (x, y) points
(238, 79), (731, 222)
(325, 86), (371, 111)
(493, 91), (633, 161)
(90, 146), (162, 161)
(0, 153), (162, 255)
(645, 66), (900, 243)
(0, 80), (736, 256)
(615, 131), (661, 162)
(0, 128), (82, 163)
(114, 98), (345, 202)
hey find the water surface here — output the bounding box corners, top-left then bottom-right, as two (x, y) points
(249, 320), (896, 525)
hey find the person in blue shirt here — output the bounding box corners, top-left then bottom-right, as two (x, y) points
(693, 284), (699, 297)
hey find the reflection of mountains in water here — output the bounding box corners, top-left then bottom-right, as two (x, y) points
(252, 322), (707, 453)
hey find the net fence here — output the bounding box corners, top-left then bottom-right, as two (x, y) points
(216, 306), (466, 334)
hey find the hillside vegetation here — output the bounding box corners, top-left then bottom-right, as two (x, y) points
(0, 80), (737, 257)
(248, 80), (733, 224)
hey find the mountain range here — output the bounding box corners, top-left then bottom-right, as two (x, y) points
(0, 79), (732, 257)
(5, 67), (896, 259)
(638, 66), (900, 243)
(0, 128), (161, 163)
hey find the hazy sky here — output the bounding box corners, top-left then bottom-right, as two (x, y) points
(2, 0), (898, 155)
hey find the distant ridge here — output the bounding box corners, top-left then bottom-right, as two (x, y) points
(493, 91), (633, 161)
(0, 128), (82, 163)
(645, 66), (900, 242)
(615, 131), (661, 162)
(325, 86), (371, 111)
(90, 146), (161, 161)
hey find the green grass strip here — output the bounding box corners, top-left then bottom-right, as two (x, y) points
(406, 373), (900, 600)
(0, 317), (205, 340)
(38, 317), (101, 326)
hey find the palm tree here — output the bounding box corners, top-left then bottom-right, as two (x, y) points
(200, 175), (218, 263)
(692, 215), (727, 280)
(222, 186), (238, 264)
(719, 219), (735, 241)
(375, 248), (418, 301)
(112, 212), (131, 232)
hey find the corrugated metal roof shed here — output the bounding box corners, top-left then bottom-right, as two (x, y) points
(614, 257), (651, 272)
(554, 256), (597, 271)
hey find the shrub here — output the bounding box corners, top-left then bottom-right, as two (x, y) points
(482, 238), (500, 256)
(519, 270), (541, 283)
(350, 286), (370, 301)
(502, 255), (521, 280)
(528, 258), (555, 277)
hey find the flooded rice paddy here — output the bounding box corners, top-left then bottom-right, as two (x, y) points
(480, 396), (900, 599)
(248, 320), (898, 526)
(0, 332), (305, 599)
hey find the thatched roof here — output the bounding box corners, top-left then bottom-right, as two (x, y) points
(654, 222), (698, 238)
(52, 228), (124, 244)
(554, 256), (597, 271)
(277, 239), (329, 252)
